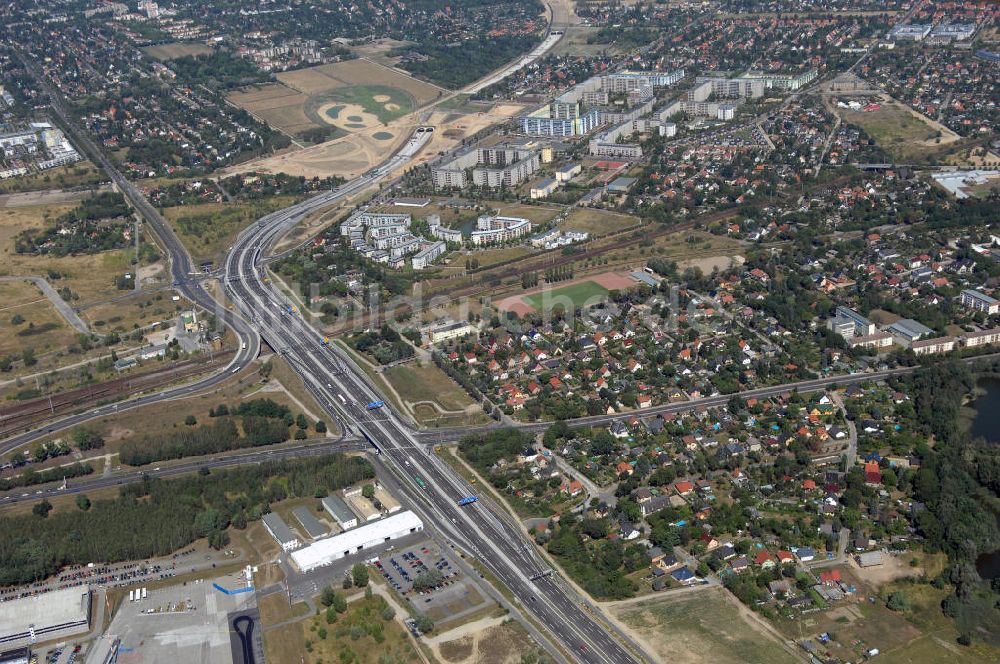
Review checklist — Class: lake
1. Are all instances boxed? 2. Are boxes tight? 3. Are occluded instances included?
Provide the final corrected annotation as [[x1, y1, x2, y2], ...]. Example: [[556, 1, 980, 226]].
[[968, 377, 1000, 444], [978, 549, 1000, 580], [970, 377, 1000, 578]]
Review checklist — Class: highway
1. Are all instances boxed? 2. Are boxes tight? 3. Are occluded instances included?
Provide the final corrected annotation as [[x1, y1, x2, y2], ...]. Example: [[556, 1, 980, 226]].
[[8, 49, 263, 450], [11, 35, 999, 664], [217, 132, 649, 663]]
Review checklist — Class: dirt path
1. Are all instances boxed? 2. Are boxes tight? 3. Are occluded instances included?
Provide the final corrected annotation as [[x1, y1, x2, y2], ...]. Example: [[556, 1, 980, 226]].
[[424, 614, 508, 646], [0, 275, 102, 337], [0, 185, 109, 208]]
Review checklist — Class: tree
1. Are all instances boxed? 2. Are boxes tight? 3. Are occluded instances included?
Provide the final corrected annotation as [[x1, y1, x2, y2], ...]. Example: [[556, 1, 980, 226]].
[[414, 614, 434, 634], [412, 569, 444, 592], [886, 591, 909, 612], [315, 420, 327, 434], [325, 606, 337, 624], [296, 413, 309, 430], [76, 495, 91, 511], [362, 484, 376, 500], [33, 500, 52, 518], [352, 563, 369, 588], [72, 426, 104, 451], [343, 573, 353, 589], [320, 585, 336, 607], [184, 415, 197, 426], [332, 591, 347, 614]]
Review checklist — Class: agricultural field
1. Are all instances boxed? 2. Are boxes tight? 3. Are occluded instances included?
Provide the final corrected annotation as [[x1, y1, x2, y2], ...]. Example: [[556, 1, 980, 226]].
[[141, 42, 213, 60], [613, 587, 798, 664]]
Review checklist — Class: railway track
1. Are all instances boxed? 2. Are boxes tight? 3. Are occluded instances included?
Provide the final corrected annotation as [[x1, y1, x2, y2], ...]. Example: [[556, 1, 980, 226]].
[[0, 352, 235, 434]]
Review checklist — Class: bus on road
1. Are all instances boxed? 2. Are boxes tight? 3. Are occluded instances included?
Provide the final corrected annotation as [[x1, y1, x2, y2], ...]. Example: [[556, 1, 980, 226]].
[[414, 475, 427, 490], [458, 496, 477, 506], [366, 400, 385, 410]]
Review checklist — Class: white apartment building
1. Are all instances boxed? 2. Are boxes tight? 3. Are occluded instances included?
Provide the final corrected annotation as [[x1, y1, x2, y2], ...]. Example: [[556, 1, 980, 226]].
[[959, 289, 999, 315], [470, 215, 531, 246]]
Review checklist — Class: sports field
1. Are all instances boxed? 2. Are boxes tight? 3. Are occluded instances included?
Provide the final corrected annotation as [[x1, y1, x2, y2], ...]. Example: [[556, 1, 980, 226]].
[[142, 42, 212, 60], [523, 280, 610, 311], [228, 59, 441, 142]]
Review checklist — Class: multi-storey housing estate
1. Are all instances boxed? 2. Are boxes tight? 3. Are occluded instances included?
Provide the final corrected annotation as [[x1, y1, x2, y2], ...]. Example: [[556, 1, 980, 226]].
[[470, 215, 531, 246], [960, 289, 999, 315], [431, 146, 541, 189]]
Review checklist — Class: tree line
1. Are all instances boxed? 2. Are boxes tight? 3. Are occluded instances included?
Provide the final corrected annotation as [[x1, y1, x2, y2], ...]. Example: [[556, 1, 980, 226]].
[[0, 454, 374, 586], [119, 398, 316, 466]]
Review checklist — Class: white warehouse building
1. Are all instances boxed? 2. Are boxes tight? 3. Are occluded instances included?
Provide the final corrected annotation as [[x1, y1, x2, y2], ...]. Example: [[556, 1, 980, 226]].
[[290, 510, 424, 572]]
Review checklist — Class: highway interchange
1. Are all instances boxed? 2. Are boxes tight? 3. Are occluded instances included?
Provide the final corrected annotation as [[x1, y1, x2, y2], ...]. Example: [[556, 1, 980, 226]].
[[10, 40, 1000, 664]]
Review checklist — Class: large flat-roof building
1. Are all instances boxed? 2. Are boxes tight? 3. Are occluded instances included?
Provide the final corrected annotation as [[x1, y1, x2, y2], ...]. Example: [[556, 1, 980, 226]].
[[888, 23, 933, 41], [961, 327, 1000, 348], [0, 587, 91, 650], [411, 241, 446, 270], [428, 320, 478, 344], [521, 69, 684, 137], [290, 511, 424, 572], [848, 331, 894, 350], [470, 215, 531, 246], [0, 648, 30, 664], [911, 336, 956, 356], [832, 306, 876, 337]]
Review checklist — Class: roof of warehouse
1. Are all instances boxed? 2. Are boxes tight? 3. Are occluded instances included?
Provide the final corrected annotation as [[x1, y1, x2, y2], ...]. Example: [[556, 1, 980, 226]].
[[263, 512, 299, 545], [291, 511, 423, 571], [0, 587, 89, 638], [321, 494, 357, 524]]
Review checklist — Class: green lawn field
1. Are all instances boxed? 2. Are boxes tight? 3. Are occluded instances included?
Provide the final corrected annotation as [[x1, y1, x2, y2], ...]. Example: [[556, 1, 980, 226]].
[[524, 280, 610, 311]]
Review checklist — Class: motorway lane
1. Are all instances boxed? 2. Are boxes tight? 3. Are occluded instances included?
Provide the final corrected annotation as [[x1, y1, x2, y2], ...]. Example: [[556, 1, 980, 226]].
[[226, 223, 647, 662]]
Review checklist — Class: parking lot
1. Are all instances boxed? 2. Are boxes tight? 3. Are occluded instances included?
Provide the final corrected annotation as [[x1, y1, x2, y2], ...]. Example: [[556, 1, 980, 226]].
[[373, 540, 490, 623], [375, 541, 457, 596]]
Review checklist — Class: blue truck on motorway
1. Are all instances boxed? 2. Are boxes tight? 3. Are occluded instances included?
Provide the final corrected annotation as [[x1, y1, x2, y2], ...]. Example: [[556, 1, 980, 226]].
[[458, 496, 477, 506], [366, 400, 385, 410]]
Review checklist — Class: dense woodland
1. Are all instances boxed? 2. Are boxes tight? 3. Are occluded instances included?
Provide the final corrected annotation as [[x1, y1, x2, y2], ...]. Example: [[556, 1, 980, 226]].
[[889, 360, 1000, 640], [0, 454, 374, 586]]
